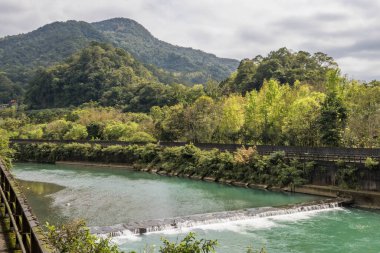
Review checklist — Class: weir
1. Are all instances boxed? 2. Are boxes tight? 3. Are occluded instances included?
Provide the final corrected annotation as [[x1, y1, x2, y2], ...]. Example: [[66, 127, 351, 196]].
[[90, 198, 350, 237]]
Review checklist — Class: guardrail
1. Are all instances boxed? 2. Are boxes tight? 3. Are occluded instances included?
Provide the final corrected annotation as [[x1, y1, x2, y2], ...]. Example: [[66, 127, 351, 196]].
[[10, 139, 380, 163], [0, 160, 52, 253]]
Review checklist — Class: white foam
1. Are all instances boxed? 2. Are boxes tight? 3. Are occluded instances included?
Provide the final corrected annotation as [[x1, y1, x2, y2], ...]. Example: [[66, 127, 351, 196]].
[[109, 206, 344, 243], [101, 230, 142, 244]]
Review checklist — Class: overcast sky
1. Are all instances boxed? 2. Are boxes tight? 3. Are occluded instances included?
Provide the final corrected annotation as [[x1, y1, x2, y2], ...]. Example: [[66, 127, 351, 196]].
[[0, 0, 379, 81]]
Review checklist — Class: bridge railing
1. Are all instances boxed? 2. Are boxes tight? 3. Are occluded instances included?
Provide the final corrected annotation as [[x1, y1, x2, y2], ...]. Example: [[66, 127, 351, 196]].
[[10, 139, 380, 163], [0, 160, 52, 253]]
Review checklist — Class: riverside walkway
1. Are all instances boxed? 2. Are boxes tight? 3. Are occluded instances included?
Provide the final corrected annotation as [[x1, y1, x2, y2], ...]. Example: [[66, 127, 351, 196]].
[[0, 229, 9, 253], [0, 160, 51, 253]]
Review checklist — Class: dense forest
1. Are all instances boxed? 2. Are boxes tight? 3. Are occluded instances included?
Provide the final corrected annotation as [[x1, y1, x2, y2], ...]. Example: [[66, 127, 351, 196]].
[[0, 18, 238, 86], [0, 42, 379, 148], [0, 17, 379, 149]]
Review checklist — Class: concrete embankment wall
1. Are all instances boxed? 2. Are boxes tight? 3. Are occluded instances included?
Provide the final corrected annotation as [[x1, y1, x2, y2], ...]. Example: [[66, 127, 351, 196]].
[[309, 161, 380, 191]]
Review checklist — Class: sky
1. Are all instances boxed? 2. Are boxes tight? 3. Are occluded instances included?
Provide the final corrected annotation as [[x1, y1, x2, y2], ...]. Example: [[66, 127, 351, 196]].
[[0, 0, 379, 81]]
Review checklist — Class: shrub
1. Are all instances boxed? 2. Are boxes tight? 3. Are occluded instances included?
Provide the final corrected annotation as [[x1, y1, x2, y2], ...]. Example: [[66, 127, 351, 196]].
[[44, 120, 70, 140], [0, 129, 13, 168], [46, 220, 121, 253], [364, 157, 379, 170], [64, 124, 88, 140], [159, 232, 218, 253]]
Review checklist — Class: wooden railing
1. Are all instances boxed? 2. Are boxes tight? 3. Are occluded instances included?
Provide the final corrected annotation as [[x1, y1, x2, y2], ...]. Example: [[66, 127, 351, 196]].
[[0, 160, 52, 253]]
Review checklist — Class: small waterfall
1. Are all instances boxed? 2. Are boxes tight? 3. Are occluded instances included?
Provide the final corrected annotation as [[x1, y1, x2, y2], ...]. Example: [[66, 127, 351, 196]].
[[91, 199, 346, 237]]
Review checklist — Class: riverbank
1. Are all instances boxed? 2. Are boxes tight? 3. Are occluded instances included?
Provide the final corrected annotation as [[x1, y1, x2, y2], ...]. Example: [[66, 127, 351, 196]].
[[14, 142, 380, 209]]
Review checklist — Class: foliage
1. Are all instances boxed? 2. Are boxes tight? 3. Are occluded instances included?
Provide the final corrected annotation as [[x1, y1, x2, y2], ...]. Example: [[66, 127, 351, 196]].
[[364, 157, 379, 170], [217, 95, 245, 142], [335, 161, 359, 189], [234, 146, 258, 165], [159, 232, 217, 253], [0, 18, 238, 86], [93, 18, 238, 84], [45, 220, 121, 253], [63, 124, 88, 140], [220, 47, 337, 94], [14, 143, 312, 188], [0, 72, 23, 103], [0, 129, 13, 168], [317, 78, 347, 146], [25, 42, 156, 109], [185, 96, 218, 142]]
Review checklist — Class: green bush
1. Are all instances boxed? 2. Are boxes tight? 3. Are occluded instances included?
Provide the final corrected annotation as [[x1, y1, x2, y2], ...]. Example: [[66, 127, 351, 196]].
[[159, 232, 217, 253], [364, 157, 379, 170], [46, 220, 121, 253], [63, 124, 88, 140], [0, 129, 13, 168]]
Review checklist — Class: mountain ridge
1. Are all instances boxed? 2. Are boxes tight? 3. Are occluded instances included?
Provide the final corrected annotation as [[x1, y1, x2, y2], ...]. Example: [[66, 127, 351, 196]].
[[0, 17, 239, 85]]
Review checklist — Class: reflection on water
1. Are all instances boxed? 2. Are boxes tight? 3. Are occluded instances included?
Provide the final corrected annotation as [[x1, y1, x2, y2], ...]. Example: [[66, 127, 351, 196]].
[[17, 179, 68, 225], [18, 179, 65, 195]]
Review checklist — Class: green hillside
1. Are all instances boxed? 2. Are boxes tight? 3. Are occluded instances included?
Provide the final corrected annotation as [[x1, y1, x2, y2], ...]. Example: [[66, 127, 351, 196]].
[[0, 21, 107, 84], [26, 42, 157, 109], [92, 18, 239, 83], [0, 18, 239, 87]]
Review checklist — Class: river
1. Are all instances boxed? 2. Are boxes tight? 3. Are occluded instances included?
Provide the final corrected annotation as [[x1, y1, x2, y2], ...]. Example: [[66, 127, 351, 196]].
[[12, 163, 380, 253]]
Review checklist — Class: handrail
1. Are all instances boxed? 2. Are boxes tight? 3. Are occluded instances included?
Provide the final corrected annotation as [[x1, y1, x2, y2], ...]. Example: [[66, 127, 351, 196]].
[[0, 160, 52, 253], [10, 139, 380, 163]]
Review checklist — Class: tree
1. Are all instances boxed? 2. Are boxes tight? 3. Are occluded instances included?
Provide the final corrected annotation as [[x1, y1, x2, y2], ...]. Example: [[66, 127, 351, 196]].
[[282, 84, 325, 146], [244, 80, 288, 144], [217, 95, 246, 142], [64, 124, 88, 140], [342, 82, 380, 147], [151, 104, 187, 141], [44, 119, 70, 140], [185, 96, 218, 143], [220, 48, 338, 94], [317, 91, 347, 147], [0, 72, 23, 104]]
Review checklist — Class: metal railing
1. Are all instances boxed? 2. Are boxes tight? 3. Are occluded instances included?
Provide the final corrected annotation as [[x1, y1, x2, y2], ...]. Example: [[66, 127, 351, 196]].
[[10, 139, 380, 163], [0, 160, 52, 253]]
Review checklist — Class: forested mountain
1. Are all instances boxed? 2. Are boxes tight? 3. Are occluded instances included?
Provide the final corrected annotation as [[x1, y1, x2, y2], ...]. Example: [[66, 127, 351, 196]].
[[92, 18, 239, 83], [0, 21, 107, 84], [26, 43, 157, 109], [25, 43, 210, 111], [0, 18, 239, 86]]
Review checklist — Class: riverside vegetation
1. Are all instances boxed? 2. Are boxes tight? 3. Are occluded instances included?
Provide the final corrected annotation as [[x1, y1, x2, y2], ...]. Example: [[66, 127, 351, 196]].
[[11, 142, 339, 189], [0, 44, 379, 148]]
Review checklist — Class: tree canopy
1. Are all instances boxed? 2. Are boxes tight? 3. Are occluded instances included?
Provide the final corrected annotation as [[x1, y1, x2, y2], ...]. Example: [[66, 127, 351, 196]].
[[220, 47, 338, 94]]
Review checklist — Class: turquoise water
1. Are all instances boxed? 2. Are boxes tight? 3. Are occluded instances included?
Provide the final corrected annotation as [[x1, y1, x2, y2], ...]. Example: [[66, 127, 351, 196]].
[[117, 208, 380, 253], [12, 163, 380, 252]]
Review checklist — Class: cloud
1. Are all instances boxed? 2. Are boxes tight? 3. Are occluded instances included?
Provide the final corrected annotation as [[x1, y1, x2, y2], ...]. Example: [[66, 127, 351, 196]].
[[0, 0, 379, 80]]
